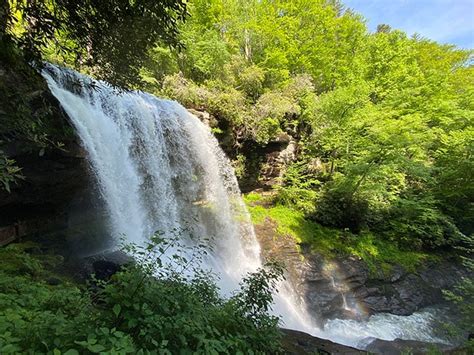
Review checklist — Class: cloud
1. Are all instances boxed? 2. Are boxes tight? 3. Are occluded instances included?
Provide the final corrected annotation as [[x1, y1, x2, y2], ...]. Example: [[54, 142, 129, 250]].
[[344, 0, 474, 48]]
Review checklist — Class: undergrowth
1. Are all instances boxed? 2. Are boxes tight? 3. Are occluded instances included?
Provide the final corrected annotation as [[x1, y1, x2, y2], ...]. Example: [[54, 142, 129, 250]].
[[244, 192, 432, 273], [0, 236, 284, 354]]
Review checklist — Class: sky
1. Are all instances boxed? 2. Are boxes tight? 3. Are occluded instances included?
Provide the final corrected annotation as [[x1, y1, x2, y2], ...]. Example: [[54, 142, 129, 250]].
[[343, 0, 474, 49]]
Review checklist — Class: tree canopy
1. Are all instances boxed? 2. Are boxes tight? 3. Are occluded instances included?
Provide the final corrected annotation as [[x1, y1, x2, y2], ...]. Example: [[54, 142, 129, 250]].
[[2, 0, 473, 255], [1, 0, 188, 87], [144, 0, 473, 251]]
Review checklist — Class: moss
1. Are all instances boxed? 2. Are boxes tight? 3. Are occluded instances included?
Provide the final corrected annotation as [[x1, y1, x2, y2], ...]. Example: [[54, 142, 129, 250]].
[[243, 191, 263, 203], [245, 192, 433, 273], [0, 243, 43, 276], [345, 232, 433, 273], [0, 242, 74, 284]]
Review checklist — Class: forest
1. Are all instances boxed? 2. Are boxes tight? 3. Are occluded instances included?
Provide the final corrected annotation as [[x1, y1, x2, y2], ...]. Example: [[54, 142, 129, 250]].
[[0, 0, 473, 353]]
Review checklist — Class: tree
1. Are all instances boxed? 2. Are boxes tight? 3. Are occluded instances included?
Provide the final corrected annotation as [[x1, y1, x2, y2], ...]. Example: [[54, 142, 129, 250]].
[[2, 0, 188, 87]]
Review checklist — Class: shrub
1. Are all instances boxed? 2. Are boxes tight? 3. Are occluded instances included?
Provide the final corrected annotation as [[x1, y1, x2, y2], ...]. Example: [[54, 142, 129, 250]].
[[313, 183, 370, 233], [237, 65, 265, 100], [274, 161, 321, 215], [377, 196, 463, 250], [0, 235, 284, 354]]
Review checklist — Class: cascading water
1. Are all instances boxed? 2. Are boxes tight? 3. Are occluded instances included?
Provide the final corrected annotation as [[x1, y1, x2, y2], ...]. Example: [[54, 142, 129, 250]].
[[42, 64, 261, 291], [42, 64, 450, 350], [41, 64, 312, 328]]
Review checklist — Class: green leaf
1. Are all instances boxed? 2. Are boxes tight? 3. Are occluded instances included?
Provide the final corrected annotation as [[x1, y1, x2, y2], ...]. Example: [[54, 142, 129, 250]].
[[113, 304, 121, 317], [88, 344, 106, 353]]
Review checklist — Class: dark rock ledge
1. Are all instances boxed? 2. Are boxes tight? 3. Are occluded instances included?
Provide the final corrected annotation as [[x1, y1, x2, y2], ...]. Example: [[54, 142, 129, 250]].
[[281, 329, 466, 354], [281, 328, 362, 354]]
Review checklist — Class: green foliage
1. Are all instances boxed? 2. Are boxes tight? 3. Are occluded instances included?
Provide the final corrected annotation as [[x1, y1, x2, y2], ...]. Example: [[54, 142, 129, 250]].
[[273, 161, 320, 215], [380, 197, 462, 249], [245, 193, 430, 273], [150, 0, 474, 252], [443, 234, 474, 350], [0, 236, 284, 354], [3, 0, 188, 88], [237, 65, 265, 100], [313, 182, 370, 233], [180, 30, 231, 82], [0, 150, 23, 192]]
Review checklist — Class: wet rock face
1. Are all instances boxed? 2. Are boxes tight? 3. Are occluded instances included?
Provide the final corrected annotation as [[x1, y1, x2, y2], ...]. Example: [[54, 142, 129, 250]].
[[281, 329, 460, 354], [0, 142, 88, 217], [365, 338, 456, 355], [0, 132, 101, 249], [254, 218, 469, 321], [300, 252, 470, 319], [0, 62, 104, 251]]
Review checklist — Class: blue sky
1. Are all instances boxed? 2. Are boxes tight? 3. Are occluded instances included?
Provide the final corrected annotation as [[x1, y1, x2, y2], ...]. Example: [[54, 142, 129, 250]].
[[343, 0, 474, 49]]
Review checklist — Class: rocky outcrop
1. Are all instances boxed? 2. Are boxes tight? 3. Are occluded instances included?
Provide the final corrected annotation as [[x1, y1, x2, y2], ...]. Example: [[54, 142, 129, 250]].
[[365, 338, 459, 355], [69, 249, 132, 281], [254, 216, 469, 322], [281, 328, 362, 354], [258, 133, 298, 188], [188, 108, 218, 128], [280, 329, 463, 354], [301, 252, 470, 319], [0, 140, 110, 254], [0, 59, 105, 253], [227, 135, 299, 192], [188, 109, 299, 192]]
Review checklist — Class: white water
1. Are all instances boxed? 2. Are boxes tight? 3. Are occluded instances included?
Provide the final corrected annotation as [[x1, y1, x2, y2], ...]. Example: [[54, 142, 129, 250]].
[[42, 64, 448, 349], [326, 307, 451, 348]]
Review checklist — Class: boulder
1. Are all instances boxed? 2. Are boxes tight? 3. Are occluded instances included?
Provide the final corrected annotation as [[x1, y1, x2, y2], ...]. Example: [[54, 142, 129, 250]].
[[72, 250, 132, 281], [366, 338, 456, 354], [281, 328, 362, 354]]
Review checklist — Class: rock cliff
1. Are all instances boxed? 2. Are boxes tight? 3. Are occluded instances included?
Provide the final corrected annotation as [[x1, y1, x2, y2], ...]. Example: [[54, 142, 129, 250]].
[[0, 59, 106, 253]]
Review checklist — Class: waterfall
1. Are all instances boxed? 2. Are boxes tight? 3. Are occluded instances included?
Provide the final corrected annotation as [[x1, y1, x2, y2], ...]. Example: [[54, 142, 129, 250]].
[[42, 64, 450, 350], [42, 63, 313, 327], [42, 64, 261, 289]]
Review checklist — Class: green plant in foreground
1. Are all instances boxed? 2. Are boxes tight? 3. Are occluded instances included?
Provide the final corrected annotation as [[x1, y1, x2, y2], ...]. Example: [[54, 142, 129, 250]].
[[0, 150, 24, 192], [0, 234, 284, 354]]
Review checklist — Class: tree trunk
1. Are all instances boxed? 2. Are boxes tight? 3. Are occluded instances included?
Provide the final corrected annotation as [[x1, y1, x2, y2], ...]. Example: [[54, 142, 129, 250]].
[[244, 28, 252, 61]]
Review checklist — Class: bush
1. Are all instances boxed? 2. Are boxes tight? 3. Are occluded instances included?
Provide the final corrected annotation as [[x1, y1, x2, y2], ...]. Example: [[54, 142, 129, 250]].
[[237, 65, 265, 100], [274, 161, 321, 215], [313, 184, 370, 233], [381, 197, 462, 249], [0, 236, 284, 354]]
